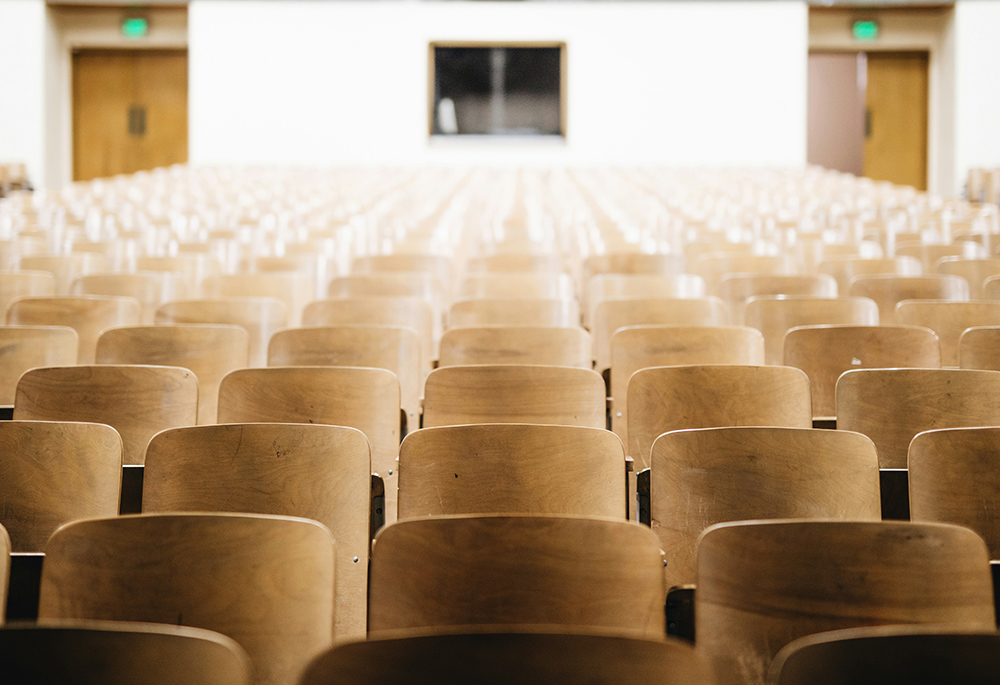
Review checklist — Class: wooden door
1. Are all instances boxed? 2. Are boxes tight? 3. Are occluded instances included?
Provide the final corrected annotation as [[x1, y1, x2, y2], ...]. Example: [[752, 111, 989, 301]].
[[73, 50, 188, 182], [863, 52, 928, 191]]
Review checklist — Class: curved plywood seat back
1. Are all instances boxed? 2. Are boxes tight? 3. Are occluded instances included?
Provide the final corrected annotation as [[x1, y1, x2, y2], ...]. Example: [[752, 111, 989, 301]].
[[6, 295, 140, 363], [897, 241, 985, 270], [449, 298, 580, 329], [693, 253, 797, 296], [581, 252, 684, 285], [718, 274, 837, 325], [458, 273, 575, 300], [465, 253, 565, 273], [896, 300, 1000, 366], [438, 326, 591, 369], [937, 257, 1000, 299], [959, 325, 1000, 370], [0, 270, 56, 314], [18, 254, 107, 294], [848, 275, 969, 324], [327, 274, 446, 339], [135, 255, 222, 297], [0, 326, 78, 404], [585, 273, 705, 329], [202, 273, 314, 327], [818, 256, 922, 294], [744, 296, 879, 364], [352, 254, 453, 291], [70, 272, 186, 324]]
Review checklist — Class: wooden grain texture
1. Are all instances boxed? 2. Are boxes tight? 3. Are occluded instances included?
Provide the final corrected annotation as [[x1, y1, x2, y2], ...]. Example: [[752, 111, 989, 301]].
[[6, 295, 140, 363], [466, 253, 564, 273], [581, 253, 684, 283], [135, 255, 222, 297], [458, 273, 574, 301], [300, 628, 713, 685], [592, 297, 730, 371], [959, 325, 1000, 370], [836, 368, 1000, 469], [155, 298, 288, 367], [718, 274, 837, 325], [818, 256, 923, 294], [897, 242, 985, 271], [438, 326, 591, 368], [449, 298, 580, 329], [368, 515, 667, 637], [848, 275, 969, 324], [144, 423, 371, 640], [937, 258, 1000, 299], [0, 621, 252, 685], [38, 513, 335, 685], [771, 626, 1000, 685], [627, 365, 812, 469], [896, 300, 1000, 366], [697, 520, 994, 685], [203, 273, 314, 327], [864, 52, 928, 190], [18, 254, 107, 295], [71, 272, 186, 324], [0, 270, 55, 314], [0, 522, 10, 621], [980, 275, 1000, 302], [352, 254, 453, 290], [745, 296, 880, 365], [14, 365, 198, 466], [422, 365, 606, 429], [0, 326, 78, 404], [327, 274, 446, 339], [784, 325, 940, 419], [96, 324, 248, 425], [693, 254, 797, 296], [585, 274, 705, 329], [398, 424, 625, 519], [610, 325, 764, 446], [651, 427, 880, 588]]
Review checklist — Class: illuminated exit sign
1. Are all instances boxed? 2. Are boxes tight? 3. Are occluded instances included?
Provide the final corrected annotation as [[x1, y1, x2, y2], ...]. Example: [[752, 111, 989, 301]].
[[852, 20, 879, 42], [121, 17, 149, 39]]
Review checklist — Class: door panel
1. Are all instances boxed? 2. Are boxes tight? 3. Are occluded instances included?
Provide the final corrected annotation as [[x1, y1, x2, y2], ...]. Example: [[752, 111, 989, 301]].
[[863, 52, 928, 190]]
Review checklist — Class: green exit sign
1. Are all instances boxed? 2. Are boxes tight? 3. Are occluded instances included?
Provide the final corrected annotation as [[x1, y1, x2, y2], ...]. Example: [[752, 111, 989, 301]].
[[121, 17, 148, 39], [853, 20, 879, 42]]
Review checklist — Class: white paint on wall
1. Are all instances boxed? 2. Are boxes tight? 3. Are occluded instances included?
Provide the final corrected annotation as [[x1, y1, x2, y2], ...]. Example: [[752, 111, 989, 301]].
[[0, 0, 47, 188], [954, 0, 1000, 198]]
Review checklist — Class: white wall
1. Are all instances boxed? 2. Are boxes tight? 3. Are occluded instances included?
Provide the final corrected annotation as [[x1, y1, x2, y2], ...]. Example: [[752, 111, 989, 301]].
[[0, 0, 47, 188], [954, 0, 1000, 197], [189, 0, 809, 167]]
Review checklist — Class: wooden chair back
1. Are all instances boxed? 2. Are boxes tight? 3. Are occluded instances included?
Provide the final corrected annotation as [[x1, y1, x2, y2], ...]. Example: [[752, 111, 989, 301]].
[[585, 273, 705, 329], [144, 423, 371, 640], [327, 273, 446, 336], [581, 252, 684, 284], [449, 298, 580, 329], [202, 273, 314, 327], [0, 270, 55, 314], [896, 300, 1000, 366], [352, 254, 453, 289], [693, 254, 797, 296], [818, 256, 923, 294], [38, 513, 335, 685], [18, 254, 107, 294], [438, 326, 591, 368], [718, 274, 837, 325], [0, 238, 46, 269], [134, 255, 222, 297], [458, 273, 575, 300], [937, 257, 1000, 299], [896, 241, 986, 270], [14, 365, 198, 465], [0, 326, 78, 404], [466, 252, 564, 272], [6, 295, 141, 363], [980, 274, 1000, 301], [368, 515, 667, 638], [848, 275, 969, 323], [959, 325, 1000, 370], [836, 368, 1000, 468], [70, 273, 186, 324]]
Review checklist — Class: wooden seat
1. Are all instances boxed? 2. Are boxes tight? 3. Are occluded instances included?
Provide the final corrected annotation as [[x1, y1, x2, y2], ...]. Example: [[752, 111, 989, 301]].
[[610, 325, 765, 444], [693, 253, 797, 296], [6, 295, 141, 364], [38, 513, 335, 685], [936, 257, 1000, 299], [718, 274, 837, 325], [0, 621, 252, 685], [398, 424, 625, 519], [896, 300, 1000, 366], [448, 298, 580, 329], [584, 273, 705, 329], [268, 325, 421, 422], [18, 254, 107, 294], [202, 273, 314, 327], [368, 515, 666, 638], [0, 238, 46, 270], [352, 254, 453, 291], [70, 273, 186, 324], [697, 520, 995, 685], [134, 255, 222, 297], [466, 253, 564, 272], [96, 325, 249, 424], [144, 423, 371, 640], [438, 326, 591, 368], [155, 298, 288, 367], [422, 365, 606, 429], [327, 273, 446, 335], [848, 275, 969, 323], [14, 365, 198, 465], [458, 273, 575, 300], [300, 628, 712, 685], [818, 256, 923, 294], [980, 274, 1000, 301], [0, 326, 78, 404], [784, 325, 941, 419], [627, 364, 812, 470], [0, 270, 55, 314], [0, 420, 121, 552], [744, 296, 880, 364], [836, 368, 1000, 468], [959, 325, 1000, 369], [581, 252, 684, 284], [896, 241, 986, 270], [651, 427, 880, 587]]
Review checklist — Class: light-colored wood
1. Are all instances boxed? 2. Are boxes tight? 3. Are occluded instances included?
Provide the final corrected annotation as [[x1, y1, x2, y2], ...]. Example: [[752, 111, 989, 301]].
[[0, 271, 55, 314], [71, 273, 185, 324], [785, 325, 940, 419], [610, 325, 765, 446], [585, 274, 706, 329], [0, 420, 121, 552], [144, 423, 371, 641], [745, 296, 880, 365], [458, 273, 575, 300], [0, 522, 7, 621], [836, 368, 1000, 469], [466, 253, 564, 272], [896, 242, 985, 270], [438, 326, 591, 369], [353, 254, 453, 285], [327, 273, 446, 338], [202, 273, 314, 327], [449, 298, 580, 329], [960, 325, 1000, 370], [39, 513, 335, 685], [693, 254, 797, 296], [155, 298, 288, 367], [14, 365, 198, 466], [581, 253, 684, 284], [937, 258, 1000, 299], [684, 241, 754, 265], [0, 621, 253, 685], [135, 255, 222, 297], [896, 300, 1000, 366], [0, 326, 78, 404], [368, 515, 667, 637], [718, 274, 837, 325], [848, 275, 969, 324], [697, 520, 994, 685], [980, 275, 1000, 302], [18, 254, 107, 295], [268, 325, 421, 422], [627, 364, 811, 469], [771, 626, 1000, 685], [422, 365, 606, 429], [818, 256, 923, 294], [300, 628, 713, 685], [0, 239, 47, 270], [592, 297, 730, 371], [864, 52, 929, 190], [96, 324, 249, 424], [398, 424, 625, 519], [651, 427, 880, 588], [6, 295, 140, 364]]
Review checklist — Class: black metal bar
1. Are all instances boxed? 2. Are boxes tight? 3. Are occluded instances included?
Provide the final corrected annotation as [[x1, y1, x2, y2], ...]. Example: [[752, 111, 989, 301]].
[[637, 468, 651, 526], [666, 585, 695, 643], [119, 465, 144, 515], [812, 418, 836, 430], [370, 474, 386, 541], [0, 406, 14, 420], [991, 562, 1000, 628], [880, 469, 910, 521], [6, 553, 43, 622]]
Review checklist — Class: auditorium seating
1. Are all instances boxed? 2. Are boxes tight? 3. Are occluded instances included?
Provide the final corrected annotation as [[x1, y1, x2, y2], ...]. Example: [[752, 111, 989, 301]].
[[438, 325, 591, 368], [0, 326, 77, 403]]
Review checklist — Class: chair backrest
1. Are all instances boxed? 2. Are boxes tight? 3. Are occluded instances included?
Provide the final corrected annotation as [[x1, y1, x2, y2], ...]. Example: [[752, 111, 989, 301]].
[[585, 273, 705, 329], [818, 256, 923, 294], [581, 252, 684, 284], [202, 273, 314, 327], [96, 324, 248, 425], [718, 274, 837, 325], [14, 365, 198, 465], [422, 365, 606, 429], [144, 423, 371, 640], [848, 275, 969, 323], [398, 424, 625, 519], [458, 273, 575, 300], [960, 325, 1000, 370], [784, 325, 941, 419], [937, 257, 1000, 299], [466, 253, 564, 273], [0, 621, 253, 685], [438, 326, 591, 369], [897, 241, 986, 270], [38, 513, 335, 685], [0, 270, 55, 314], [449, 298, 580, 329], [70, 272, 186, 324], [300, 629, 713, 685], [836, 368, 1000, 468], [134, 255, 222, 297], [155, 297, 288, 367], [368, 515, 667, 638], [6, 295, 141, 363], [694, 254, 797, 296], [651, 427, 880, 587], [327, 273, 445, 335], [352, 254, 453, 288], [0, 326, 78, 404], [697, 520, 995, 685], [18, 253, 107, 294], [627, 364, 812, 469], [895, 300, 1000, 366]]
